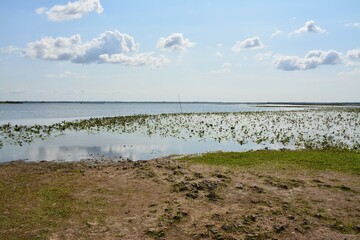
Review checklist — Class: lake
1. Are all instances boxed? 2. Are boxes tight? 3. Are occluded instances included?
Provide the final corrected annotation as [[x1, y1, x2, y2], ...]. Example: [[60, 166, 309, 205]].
[[1, 102, 358, 162], [0, 102, 303, 125]]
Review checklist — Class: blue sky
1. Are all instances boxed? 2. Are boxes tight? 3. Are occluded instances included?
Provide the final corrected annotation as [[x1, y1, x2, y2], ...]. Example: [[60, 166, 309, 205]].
[[0, 0, 359, 102]]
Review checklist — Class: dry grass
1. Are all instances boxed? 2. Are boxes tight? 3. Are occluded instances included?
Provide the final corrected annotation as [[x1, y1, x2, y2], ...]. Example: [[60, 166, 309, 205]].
[[0, 151, 359, 239]]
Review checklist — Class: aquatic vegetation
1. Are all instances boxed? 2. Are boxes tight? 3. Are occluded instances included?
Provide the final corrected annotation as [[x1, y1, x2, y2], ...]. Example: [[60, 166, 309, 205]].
[[0, 107, 359, 150]]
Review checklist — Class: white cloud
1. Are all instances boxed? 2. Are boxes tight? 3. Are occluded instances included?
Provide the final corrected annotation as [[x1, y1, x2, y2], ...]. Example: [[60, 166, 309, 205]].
[[231, 37, 264, 52], [1, 45, 21, 54], [211, 62, 232, 74], [345, 22, 360, 28], [254, 51, 273, 61], [99, 53, 169, 68], [23, 34, 83, 61], [156, 33, 195, 52], [271, 29, 284, 38], [346, 49, 360, 60], [36, 0, 103, 22], [273, 50, 342, 71], [291, 20, 326, 35], [21, 30, 167, 68]]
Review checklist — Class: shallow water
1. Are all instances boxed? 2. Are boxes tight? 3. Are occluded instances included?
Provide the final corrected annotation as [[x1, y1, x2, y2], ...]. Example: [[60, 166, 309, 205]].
[[0, 131, 278, 162], [1, 104, 358, 162]]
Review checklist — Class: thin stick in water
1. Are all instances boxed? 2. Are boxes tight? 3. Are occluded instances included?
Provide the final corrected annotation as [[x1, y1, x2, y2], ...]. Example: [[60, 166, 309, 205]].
[[177, 94, 183, 113]]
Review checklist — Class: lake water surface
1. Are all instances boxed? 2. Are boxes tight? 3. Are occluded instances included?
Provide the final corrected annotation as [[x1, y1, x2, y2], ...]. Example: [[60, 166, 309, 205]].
[[2, 102, 356, 162], [0, 102, 301, 125]]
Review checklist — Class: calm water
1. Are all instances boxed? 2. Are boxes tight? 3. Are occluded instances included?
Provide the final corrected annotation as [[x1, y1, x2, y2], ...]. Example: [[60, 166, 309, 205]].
[[0, 102, 301, 125], [0, 102, 303, 162], [1, 131, 281, 162]]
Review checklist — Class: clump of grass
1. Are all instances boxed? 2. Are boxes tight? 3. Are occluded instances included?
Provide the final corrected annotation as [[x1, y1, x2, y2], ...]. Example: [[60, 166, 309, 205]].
[[146, 228, 166, 239], [181, 149, 360, 175]]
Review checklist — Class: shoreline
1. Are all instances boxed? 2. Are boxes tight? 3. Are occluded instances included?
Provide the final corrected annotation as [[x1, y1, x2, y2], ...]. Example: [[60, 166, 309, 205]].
[[1, 150, 359, 239], [1, 147, 358, 166]]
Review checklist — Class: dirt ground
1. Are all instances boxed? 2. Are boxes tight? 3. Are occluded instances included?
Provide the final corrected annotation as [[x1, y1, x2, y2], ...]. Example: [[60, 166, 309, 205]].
[[0, 157, 359, 240]]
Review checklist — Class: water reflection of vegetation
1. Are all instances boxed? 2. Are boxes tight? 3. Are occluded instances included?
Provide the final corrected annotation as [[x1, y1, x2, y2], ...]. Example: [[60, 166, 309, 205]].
[[0, 108, 359, 150]]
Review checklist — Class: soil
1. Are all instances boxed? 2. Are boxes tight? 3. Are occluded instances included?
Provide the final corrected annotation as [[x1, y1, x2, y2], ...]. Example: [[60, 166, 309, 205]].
[[0, 157, 359, 240]]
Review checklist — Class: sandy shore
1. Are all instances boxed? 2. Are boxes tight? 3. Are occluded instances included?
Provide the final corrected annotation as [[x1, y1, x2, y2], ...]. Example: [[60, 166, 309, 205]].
[[0, 156, 359, 239]]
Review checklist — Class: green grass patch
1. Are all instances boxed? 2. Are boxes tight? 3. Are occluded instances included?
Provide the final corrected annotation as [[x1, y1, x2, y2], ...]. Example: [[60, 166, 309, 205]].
[[181, 149, 360, 175], [36, 187, 73, 219], [0, 164, 106, 240], [0, 183, 75, 239]]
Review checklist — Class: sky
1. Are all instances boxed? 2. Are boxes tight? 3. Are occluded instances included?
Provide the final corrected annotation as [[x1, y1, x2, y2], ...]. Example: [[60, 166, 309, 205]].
[[0, 0, 359, 102]]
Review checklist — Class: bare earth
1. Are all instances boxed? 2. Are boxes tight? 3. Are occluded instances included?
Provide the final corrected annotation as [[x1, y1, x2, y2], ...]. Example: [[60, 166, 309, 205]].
[[0, 157, 359, 240]]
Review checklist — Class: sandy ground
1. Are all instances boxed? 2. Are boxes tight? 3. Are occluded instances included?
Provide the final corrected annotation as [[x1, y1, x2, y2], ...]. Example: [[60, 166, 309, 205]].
[[0, 157, 359, 240]]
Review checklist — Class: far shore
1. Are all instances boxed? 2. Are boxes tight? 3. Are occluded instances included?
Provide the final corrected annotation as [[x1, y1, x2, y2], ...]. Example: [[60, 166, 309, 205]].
[[1, 100, 360, 106]]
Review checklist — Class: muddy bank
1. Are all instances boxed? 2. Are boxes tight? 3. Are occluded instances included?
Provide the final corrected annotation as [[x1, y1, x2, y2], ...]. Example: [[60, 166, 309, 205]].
[[0, 157, 359, 239]]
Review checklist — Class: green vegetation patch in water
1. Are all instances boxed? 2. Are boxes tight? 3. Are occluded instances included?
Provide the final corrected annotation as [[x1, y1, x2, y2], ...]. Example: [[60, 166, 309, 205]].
[[1, 108, 359, 151]]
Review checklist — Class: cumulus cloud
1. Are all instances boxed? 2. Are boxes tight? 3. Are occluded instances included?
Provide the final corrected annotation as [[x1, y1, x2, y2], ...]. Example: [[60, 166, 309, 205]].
[[231, 37, 264, 52], [22, 30, 167, 68], [99, 53, 169, 67], [23, 34, 83, 61], [156, 33, 195, 52], [273, 50, 342, 71], [36, 0, 103, 22], [291, 20, 326, 35], [346, 49, 360, 60]]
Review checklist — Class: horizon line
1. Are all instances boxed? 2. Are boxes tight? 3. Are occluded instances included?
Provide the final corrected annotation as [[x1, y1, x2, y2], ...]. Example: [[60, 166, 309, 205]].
[[1, 101, 360, 106]]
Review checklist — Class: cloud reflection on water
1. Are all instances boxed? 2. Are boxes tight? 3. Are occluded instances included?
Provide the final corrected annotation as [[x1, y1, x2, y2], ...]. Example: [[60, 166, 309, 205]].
[[0, 129, 282, 162], [0, 131, 246, 162]]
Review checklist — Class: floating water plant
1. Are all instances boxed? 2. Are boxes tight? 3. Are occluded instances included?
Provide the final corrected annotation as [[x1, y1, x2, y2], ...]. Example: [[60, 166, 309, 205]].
[[0, 107, 359, 150]]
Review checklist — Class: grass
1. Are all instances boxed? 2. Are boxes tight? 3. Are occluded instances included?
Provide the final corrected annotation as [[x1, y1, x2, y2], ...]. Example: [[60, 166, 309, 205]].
[[0, 163, 106, 240], [181, 149, 360, 175]]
